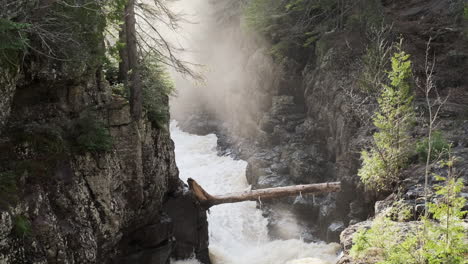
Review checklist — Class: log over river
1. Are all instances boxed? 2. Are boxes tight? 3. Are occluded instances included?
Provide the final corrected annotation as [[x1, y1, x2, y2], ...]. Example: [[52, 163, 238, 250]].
[[170, 122, 341, 264]]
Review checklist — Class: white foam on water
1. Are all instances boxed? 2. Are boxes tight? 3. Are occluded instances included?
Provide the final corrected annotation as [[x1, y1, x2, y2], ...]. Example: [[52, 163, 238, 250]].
[[170, 121, 340, 264]]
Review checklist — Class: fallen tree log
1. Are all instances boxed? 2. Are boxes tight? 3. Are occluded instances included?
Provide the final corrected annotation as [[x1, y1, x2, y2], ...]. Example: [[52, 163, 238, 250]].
[[187, 178, 341, 209]]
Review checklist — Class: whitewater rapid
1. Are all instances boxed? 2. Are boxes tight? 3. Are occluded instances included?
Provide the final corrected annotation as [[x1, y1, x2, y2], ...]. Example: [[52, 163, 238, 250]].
[[170, 122, 340, 264]]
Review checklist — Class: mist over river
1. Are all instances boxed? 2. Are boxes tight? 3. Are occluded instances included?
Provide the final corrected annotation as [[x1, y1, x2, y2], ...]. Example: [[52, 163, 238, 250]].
[[167, 0, 341, 262], [170, 122, 340, 264]]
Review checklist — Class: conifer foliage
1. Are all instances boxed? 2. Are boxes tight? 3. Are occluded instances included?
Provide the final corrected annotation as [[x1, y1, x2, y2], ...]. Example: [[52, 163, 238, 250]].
[[350, 174, 468, 264], [358, 43, 415, 191]]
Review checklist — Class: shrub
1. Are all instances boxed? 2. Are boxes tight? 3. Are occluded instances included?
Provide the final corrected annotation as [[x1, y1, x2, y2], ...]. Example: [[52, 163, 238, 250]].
[[72, 115, 113, 153], [350, 216, 406, 263], [244, 0, 283, 34], [243, 0, 340, 62], [140, 55, 174, 129], [464, 4, 468, 20], [4, 123, 70, 181], [423, 175, 467, 263], [43, 1, 106, 67], [110, 83, 127, 97], [103, 49, 174, 129], [0, 18, 29, 71], [416, 131, 450, 163], [13, 215, 31, 237], [358, 44, 415, 190], [358, 25, 394, 93], [350, 177, 468, 264], [17, 123, 67, 156]]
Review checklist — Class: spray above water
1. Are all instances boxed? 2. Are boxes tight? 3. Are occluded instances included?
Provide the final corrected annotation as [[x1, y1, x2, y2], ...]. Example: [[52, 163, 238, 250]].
[[168, 0, 277, 139], [167, 0, 340, 263], [170, 122, 340, 264]]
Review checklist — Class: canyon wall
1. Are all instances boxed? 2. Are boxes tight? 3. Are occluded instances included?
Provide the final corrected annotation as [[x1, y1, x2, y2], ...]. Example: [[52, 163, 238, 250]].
[[0, 2, 209, 263], [174, 0, 468, 243]]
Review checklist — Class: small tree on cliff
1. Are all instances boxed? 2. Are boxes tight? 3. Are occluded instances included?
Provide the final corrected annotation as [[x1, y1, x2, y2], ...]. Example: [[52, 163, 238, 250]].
[[109, 0, 199, 121], [358, 42, 415, 191]]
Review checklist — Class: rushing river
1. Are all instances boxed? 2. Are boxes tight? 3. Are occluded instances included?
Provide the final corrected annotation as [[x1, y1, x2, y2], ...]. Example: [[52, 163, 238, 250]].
[[170, 121, 340, 264]]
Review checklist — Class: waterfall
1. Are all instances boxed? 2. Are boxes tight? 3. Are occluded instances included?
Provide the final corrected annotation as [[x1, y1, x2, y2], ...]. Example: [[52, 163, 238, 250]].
[[170, 122, 340, 264]]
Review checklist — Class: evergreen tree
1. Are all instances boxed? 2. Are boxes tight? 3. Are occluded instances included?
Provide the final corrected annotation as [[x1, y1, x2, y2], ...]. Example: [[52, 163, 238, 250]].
[[358, 43, 415, 190]]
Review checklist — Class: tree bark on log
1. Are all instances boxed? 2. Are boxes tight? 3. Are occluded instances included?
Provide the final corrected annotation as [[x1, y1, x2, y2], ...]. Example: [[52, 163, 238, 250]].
[[187, 178, 341, 209]]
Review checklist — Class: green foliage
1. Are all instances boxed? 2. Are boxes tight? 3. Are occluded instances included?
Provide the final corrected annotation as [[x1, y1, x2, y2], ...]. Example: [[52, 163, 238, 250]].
[[17, 124, 67, 156], [416, 131, 450, 163], [464, 4, 468, 20], [104, 49, 174, 129], [388, 200, 413, 222], [243, 0, 339, 62], [0, 0, 114, 82], [103, 59, 121, 86], [351, 177, 468, 264], [303, 33, 320, 48], [345, 0, 384, 31], [0, 19, 30, 50], [0, 117, 112, 207], [72, 116, 113, 153], [0, 18, 30, 70], [244, 0, 284, 34], [359, 25, 393, 93], [2, 123, 69, 182], [11, 0, 106, 71], [111, 83, 127, 97], [103, 46, 124, 86], [350, 216, 407, 263], [140, 55, 175, 129], [269, 41, 290, 61], [422, 175, 468, 264], [244, 0, 386, 62], [2, 0, 108, 73], [358, 45, 415, 190], [13, 215, 31, 237], [57, 1, 106, 65], [106, 0, 127, 24]]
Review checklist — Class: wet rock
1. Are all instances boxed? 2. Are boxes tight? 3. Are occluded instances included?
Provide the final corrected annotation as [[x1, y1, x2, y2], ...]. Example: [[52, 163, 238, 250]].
[[270, 96, 297, 116], [177, 113, 219, 136], [327, 221, 345, 242], [270, 163, 289, 175], [317, 197, 337, 223], [119, 245, 172, 264], [287, 147, 329, 184], [129, 215, 172, 249], [256, 174, 293, 189], [164, 189, 210, 264], [404, 186, 425, 200], [347, 200, 367, 222], [246, 156, 271, 185], [374, 194, 397, 215], [259, 114, 277, 133]]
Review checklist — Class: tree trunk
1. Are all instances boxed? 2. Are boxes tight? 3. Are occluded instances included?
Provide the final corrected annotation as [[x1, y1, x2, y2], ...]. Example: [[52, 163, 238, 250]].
[[188, 178, 341, 209], [125, 0, 143, 121]]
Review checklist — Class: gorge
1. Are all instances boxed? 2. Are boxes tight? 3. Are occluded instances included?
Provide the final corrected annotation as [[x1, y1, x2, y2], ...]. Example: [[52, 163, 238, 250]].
[[0, 0, 467, 264], [171, 121, 340, 264]]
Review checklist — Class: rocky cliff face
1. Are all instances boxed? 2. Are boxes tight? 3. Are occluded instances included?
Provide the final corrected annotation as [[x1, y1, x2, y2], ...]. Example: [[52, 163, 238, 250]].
[[0, 3, 209, 264], [175, 0, 468, 244]]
